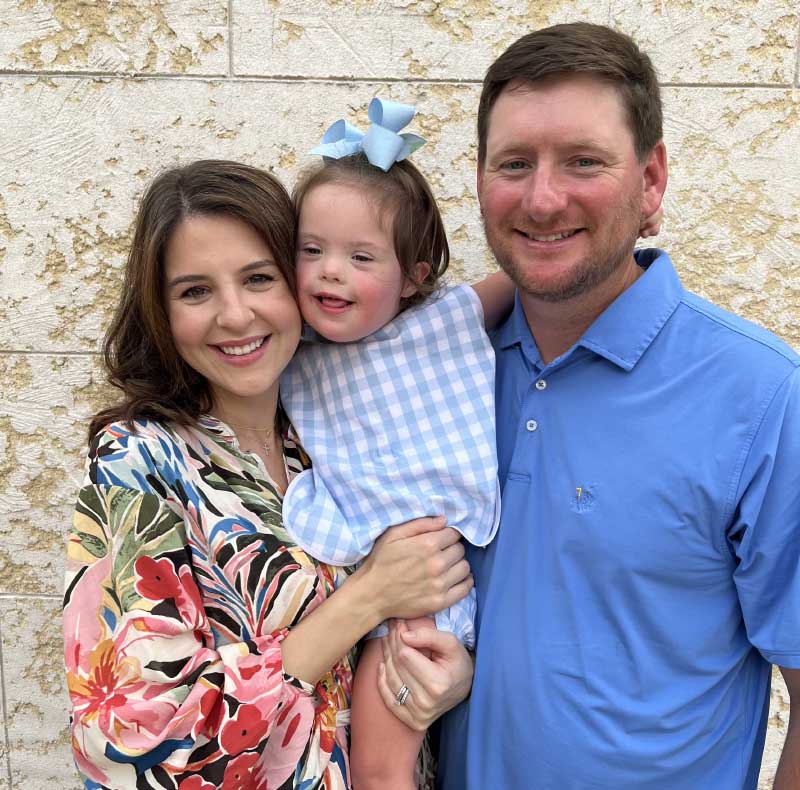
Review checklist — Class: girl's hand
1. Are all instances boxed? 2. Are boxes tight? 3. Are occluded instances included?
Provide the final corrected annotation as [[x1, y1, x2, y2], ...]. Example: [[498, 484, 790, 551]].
[[639, 206, 663, 238], [377, 619, 473, 731], [354, 517, 473, 624]]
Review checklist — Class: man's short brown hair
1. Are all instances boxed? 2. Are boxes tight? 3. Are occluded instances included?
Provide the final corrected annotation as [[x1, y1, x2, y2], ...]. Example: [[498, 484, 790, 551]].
[[478, 22, 662, 163]]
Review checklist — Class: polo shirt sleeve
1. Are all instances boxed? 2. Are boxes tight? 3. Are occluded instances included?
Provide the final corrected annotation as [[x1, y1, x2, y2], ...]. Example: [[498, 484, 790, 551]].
[[729, 365, 800, 668]]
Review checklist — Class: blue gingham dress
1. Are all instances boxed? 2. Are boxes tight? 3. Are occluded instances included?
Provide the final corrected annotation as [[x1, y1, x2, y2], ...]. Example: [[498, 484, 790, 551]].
[[281, 285, 500, 647]]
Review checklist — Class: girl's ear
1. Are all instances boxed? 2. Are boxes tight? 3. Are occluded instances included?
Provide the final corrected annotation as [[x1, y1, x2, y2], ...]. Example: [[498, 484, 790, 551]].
[[401, 261, 431, 298]]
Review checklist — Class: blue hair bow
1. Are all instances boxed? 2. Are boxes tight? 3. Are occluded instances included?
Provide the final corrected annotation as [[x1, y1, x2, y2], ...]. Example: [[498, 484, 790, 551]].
[[309, 98, 426, 172]]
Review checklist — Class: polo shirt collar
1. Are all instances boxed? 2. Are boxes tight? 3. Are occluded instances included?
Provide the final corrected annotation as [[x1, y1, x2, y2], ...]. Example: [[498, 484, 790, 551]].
[[495, 248, 684, 371]]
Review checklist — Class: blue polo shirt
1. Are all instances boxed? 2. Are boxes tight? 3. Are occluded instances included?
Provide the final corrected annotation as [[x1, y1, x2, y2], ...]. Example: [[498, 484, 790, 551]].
[[438, 249, 800, 790]]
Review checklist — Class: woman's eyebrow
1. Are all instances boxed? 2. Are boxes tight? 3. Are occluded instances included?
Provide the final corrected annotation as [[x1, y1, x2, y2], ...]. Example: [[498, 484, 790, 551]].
[[168, 259, 276, 287]]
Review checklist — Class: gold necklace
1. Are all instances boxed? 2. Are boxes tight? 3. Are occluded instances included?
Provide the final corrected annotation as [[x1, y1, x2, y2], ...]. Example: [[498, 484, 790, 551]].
[[218, 416, 277, 456]]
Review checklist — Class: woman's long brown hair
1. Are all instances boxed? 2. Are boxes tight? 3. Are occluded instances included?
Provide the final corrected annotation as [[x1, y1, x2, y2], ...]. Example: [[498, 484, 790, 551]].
[[88, 160, 296, 441]]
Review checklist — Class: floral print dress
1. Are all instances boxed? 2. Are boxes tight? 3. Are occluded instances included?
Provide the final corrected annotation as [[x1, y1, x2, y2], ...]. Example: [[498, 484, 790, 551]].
[[64, 417, 355, 790]]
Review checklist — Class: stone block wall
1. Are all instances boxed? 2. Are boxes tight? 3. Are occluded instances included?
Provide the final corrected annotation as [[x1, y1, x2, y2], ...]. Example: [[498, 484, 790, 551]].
[[0, 1, 797, 788]]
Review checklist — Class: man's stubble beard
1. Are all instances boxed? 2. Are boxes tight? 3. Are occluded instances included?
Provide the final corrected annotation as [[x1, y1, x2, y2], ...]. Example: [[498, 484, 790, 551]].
[[484, 194, 643, 304]]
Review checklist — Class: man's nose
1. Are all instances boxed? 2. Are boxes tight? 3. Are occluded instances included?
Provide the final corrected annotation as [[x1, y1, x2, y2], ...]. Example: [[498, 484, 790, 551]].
[[520, 166, 569, 219]]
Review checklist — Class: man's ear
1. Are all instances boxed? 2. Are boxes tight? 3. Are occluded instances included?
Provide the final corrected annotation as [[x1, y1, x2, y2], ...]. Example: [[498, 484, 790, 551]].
[[401, 261, 432, 298], [641, 141, 668, 220]]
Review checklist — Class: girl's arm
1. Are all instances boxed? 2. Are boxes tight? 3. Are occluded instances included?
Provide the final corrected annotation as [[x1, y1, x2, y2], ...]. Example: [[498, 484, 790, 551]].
[[471, 270, 516, 330]]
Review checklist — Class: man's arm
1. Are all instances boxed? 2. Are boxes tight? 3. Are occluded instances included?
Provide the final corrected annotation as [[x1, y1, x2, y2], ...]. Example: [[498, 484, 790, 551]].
[[774, 667, 800, 790]]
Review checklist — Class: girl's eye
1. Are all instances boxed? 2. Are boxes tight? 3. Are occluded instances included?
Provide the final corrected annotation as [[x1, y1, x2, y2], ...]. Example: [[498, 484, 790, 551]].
[[180, 285, 208, 300], [301, 245, 321, 255], [353, 254, 373, 263]]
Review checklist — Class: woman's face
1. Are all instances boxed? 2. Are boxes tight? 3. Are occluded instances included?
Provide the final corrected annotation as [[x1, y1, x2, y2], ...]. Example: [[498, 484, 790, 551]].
[[164, 213, 301, 415]]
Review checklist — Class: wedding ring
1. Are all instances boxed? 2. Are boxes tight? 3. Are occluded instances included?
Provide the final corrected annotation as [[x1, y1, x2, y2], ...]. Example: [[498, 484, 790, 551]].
[[394, 684, 410, 706]]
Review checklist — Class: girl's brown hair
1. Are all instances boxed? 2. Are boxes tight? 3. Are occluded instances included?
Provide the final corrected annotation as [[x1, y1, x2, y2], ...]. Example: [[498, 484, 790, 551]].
[[89, 159, 296, 440], [292, 154, 449, 309]]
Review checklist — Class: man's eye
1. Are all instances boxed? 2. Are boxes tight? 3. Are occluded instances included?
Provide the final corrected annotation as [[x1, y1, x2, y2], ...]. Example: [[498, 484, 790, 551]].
[[503, 160, 528, 171], [575, 158, 599, 168]]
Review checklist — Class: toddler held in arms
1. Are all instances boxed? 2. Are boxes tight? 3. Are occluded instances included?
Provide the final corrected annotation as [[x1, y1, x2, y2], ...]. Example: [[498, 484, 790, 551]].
[[281, 98, 504, 789]]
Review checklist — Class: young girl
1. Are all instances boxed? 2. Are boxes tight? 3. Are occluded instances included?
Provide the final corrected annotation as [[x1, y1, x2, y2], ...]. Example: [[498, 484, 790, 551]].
[[281, 98, 503, 790], [281, 98, 661, 789]]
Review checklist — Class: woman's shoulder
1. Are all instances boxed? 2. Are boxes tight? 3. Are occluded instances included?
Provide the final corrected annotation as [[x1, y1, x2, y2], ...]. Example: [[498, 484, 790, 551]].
[[90, 418, 182, 457], [86, 419, 191, 489]]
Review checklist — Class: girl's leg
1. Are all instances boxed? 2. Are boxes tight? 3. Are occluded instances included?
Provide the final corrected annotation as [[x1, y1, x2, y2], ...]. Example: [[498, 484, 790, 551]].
[[350, 616, 434, 790]]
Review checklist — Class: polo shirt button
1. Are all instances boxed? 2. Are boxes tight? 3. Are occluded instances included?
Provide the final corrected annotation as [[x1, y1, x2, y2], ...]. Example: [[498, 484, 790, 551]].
[[535, 379, 547, 390], [526, 419, 538, 432]]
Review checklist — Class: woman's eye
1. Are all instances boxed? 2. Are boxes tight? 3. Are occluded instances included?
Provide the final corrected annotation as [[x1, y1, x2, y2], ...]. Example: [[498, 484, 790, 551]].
[[180, 285, 208, 299], [247, 273, 275, 286]]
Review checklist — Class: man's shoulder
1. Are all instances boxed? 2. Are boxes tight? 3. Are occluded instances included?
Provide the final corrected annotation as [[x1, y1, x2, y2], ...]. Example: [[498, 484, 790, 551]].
[[676, 289, 799, 371]]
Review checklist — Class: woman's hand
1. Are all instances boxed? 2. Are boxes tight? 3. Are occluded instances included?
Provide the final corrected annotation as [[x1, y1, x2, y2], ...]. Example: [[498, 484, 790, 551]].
[[376, 619, 474, 731], [283, 517, 471, 685], [355, 516, 474, 623]]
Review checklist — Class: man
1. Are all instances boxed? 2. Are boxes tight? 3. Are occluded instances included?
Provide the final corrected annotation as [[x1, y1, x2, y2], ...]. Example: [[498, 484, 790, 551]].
[[437, 22, 800, 790]]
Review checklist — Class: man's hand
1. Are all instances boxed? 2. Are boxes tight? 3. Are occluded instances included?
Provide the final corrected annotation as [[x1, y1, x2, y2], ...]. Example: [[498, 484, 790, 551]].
[[774, 667, 800, 790]]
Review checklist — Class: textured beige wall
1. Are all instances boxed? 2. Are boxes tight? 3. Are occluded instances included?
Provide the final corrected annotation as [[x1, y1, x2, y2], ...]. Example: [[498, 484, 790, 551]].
[[0, 1, 798, 788]]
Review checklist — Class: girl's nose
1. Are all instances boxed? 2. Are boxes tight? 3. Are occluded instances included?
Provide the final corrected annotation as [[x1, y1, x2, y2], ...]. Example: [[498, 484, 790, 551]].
[[320, 255, 344, 281]]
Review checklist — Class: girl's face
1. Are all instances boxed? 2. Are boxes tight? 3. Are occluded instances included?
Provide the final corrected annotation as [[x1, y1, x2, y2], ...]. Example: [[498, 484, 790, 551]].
[[164, 213, 302, 415], [296, 182, 418, 343]]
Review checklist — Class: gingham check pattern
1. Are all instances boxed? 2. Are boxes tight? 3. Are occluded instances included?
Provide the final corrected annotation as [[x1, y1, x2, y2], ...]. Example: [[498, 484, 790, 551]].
[[282, 284, 500, 569], [369, 591, 478, 650]]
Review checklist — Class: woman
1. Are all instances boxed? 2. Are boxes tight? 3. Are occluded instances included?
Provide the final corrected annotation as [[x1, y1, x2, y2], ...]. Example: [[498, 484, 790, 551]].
[[64, 160, 473, 789]]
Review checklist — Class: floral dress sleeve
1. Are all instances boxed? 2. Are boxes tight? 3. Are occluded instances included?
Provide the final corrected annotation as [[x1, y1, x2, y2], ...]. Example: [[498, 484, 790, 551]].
[[64, 422, 352, 790]]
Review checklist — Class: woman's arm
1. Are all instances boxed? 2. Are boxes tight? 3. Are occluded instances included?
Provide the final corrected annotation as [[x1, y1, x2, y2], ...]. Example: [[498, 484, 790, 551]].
[[281, 517, 473, 684], [65, 482, 317, 788]]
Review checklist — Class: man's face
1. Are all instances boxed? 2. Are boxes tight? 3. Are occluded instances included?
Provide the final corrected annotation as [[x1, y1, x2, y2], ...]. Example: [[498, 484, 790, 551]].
[[478, 74, 663, 303]]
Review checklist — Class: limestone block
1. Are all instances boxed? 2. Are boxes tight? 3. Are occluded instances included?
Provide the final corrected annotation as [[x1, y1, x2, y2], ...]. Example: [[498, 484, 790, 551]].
[[0, 77, 490, 353], [611, 0, 799, 84], [0, 0, 228, 74], [0, 668, 7, 790], [0, 353, 103, 595], [660, 86, 800, 347], [0, 596, 75, 788], [232, 0, 603, 80], [233, 0, 799, 83], [760, 668, 791, 788]]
